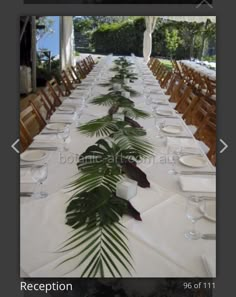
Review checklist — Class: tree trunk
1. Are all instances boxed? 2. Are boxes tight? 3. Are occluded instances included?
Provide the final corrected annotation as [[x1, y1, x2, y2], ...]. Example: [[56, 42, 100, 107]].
[[189, 35, 195, 59]]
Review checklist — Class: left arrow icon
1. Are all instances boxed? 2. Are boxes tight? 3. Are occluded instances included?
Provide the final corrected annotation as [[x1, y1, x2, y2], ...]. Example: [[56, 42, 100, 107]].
[[11, 139, 20, 154]]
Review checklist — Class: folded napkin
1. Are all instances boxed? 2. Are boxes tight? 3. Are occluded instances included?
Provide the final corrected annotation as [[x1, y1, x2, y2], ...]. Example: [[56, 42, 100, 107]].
[[157, 94, 170, 101], [179, 175, 216, 193], [122, 180, 176, 223], [55, 110, 74, 115], [167, 137, 197, 149], [50, 113, 75, 123], [20, 168, 34, 184], [33, 135, 60, 143], [201, 250, 216, 277], [62, 99, 84, 108]]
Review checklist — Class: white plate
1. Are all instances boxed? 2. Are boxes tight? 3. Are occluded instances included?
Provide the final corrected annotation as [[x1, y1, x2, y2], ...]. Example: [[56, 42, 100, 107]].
[[200, 200, 216, 222], [155, 109, 173, 116], [179, 155, 207, 168], [46, 123, 66, 131], [162, 125, 182, 134], [58, 106, 74, 112], [20, 150, 48, 162]]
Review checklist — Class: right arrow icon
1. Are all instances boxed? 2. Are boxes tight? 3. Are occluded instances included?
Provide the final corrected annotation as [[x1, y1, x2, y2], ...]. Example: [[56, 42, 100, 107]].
[[220, 139, 228, 154]]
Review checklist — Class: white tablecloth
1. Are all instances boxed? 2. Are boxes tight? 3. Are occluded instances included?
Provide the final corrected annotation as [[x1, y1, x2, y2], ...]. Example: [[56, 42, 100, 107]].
[[181, 60, 216, 81], [20, 56, 216, 277]]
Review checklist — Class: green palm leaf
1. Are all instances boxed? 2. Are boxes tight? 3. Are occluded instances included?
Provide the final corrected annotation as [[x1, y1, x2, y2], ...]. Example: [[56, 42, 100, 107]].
[[122, 106, 150, 119], [114, 133, 154, 159], [57, 187, 133, 277], [91, 92, 134, 107], [79, 115, 118, 137]]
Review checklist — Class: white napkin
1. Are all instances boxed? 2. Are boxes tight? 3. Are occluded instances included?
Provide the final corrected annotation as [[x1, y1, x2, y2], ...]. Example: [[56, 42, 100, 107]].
[[179, 175, 216, 193], [50, 113, 75, 123], [33, 135, 60, 143], [167, 137, 197, 149], [201, 249, 216, 277], [20, 168, 34, 184]]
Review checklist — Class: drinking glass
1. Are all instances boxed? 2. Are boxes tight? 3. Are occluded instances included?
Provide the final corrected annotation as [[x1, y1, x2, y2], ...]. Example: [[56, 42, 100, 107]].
[[167, 144, 181, 175], [155, 118, 166, 139], [75, 107, 83, 127], [185, 196, 206, 240], [31, 163, 48, 199], [57, 126, 70, 151]]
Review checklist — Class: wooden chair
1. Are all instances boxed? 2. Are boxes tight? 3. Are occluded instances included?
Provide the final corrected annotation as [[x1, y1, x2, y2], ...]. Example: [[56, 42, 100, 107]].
[[39, 88, 59, 112], [169, 78, 189, 103], [160, 70, 172, 89], [81, 59, 91, 75], [176, 89, 200, 117], [86, 56, 94, 70], [76, 62, 87, 79], [20, 103, 46, 139], [60, 70, 74, 96], [88, 55, 95, 66], [29, 92, 53, 122], [147, 57, 155, 68], [172, 60, 183, 78], [185, 97, 215, 127], [47, 78, 65, 103], [194, 111, 216, 166], [68, 66, 81, 84], [165, 73, 179, 95], [20, 121, 33, 153]]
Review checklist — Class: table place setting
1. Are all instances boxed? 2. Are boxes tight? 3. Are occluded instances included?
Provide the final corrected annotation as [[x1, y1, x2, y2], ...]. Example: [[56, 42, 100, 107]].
[[20, 55, 216, 278]]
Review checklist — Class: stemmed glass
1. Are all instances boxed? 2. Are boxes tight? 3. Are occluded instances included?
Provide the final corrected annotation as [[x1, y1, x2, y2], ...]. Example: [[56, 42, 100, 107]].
[[75, 106, 84, 127], [143, 85, 152, 105], [31, 163, 48, 199], [155, 118, 166, 139], [185, 196, 206, 240], [167, 144, 181, 175], [57, 126, 70, 151]]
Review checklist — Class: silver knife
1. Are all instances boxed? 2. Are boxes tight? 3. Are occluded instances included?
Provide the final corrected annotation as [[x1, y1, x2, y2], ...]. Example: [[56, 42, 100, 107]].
[[55, 112, 74, 115], [28, 147, 58, 151], [49, 121, 73, 124], [157, 115, 178, 119], [40, 132, 58, 135], [167, 135, 192, 139], [201, 234, 216, 240], [199, 196, 216, 201], [179, 171, 216, 175], [20, 164, 35, 168], [20, 192, 33, 197]]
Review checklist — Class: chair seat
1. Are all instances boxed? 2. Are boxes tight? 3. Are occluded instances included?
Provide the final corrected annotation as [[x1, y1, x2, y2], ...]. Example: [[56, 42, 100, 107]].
[[197, 140, 210, 154], [187, 125, 197, 135]]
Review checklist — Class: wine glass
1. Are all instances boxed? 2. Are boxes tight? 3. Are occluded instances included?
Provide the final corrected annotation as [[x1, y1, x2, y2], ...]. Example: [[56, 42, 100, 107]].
[[31, 163, 48, 199], [155, 118, 166, 140], [144, 87, 152, 105], [57, 126, 70, 151], [185, 196, 206, 240], [167, 144, 181, 175], [75, 107, 83, 127]]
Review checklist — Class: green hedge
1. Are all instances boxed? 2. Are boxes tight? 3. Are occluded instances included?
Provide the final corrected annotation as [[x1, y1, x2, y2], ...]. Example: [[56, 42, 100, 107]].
[[91, 17, 216, 60], [92, 18, 145, 56]]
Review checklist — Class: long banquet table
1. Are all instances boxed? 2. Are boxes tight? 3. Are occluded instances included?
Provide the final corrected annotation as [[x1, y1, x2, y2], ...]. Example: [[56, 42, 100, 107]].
[[20, 56, 216, 278], [181, 60, 216, 81]]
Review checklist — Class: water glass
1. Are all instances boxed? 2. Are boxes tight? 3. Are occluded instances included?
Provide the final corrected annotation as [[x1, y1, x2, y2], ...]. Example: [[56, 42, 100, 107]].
[[167, 144, 181, 175], [185, 196, 206, 240], [57, 126, 70, 151], [31, 163, 48, 199]]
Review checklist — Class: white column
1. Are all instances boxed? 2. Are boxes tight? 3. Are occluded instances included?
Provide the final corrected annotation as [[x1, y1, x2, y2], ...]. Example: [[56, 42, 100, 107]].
[[143, 16, 158, 63], [60, 16, 75, 70], [31, 16, 37, 92]]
